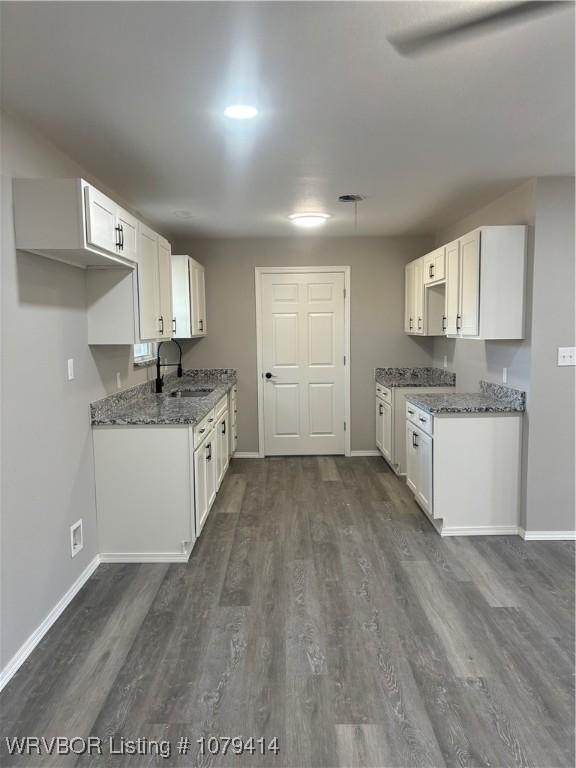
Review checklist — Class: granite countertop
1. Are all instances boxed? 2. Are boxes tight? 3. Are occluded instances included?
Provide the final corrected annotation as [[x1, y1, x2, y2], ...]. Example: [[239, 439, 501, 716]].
[[91, 369, 237, 426], [375, 367, 456, 388], [406, 381, 526, 415]]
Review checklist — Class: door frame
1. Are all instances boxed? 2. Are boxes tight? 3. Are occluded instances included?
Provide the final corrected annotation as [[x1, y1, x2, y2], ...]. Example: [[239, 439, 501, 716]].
[[255, 265, 351, 458]]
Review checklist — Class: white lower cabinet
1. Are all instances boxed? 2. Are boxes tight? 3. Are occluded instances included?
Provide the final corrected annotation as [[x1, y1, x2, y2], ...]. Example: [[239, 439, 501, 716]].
[[375, 382, 455, 475], [405, 402, 522, 536], [376, 396, 392, 462], [405, 422, 432, 515], [94, 389, 236, 562]]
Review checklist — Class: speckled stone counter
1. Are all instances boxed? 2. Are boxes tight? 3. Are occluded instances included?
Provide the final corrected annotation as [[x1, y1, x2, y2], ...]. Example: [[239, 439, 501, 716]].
[[91, 369, 237, 426], [375, 367, 456, 388], [406, 380, 526, 415]]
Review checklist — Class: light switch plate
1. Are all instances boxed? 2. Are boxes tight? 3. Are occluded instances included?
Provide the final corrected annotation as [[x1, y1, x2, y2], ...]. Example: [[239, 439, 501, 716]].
[[557, 347, 576, 366], [67, 358, 74, 380]]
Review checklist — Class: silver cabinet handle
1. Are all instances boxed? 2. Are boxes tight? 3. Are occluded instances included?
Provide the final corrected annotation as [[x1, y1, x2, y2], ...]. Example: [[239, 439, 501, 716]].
[[158, 316, 164, 335], [206, 443, 212, 461], [408, 409, 415, 415], [419, 417, 427, 423], [172, 318, 177, 334], [379, 404, 383, 415]]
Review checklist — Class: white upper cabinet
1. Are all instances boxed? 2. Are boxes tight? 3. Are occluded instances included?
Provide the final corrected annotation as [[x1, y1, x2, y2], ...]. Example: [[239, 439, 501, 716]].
[[116, 206, 138, 263], [87, 224, 173, 345], [423, 246, 445, 285], [405, 257, 425, 334], [85, 185, 118, 254], [171, 255, 207, 338], [405, 225, 527, 340], [157, 235, 173, 339], [13, 178, 138, 268], [444, 240, 460, 335], [404, 261, 415, 333], [445, 226, 527, 340], [136, 225, 162, 341]]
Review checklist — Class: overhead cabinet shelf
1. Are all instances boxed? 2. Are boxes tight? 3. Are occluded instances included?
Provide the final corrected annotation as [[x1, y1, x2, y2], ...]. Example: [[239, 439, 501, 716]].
[[13, 178, 138, 269], [405, 225, 527, 341]]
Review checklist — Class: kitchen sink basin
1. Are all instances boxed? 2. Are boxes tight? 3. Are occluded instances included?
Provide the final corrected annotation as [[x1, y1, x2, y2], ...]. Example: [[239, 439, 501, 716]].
[[169, 388, 214, 398]]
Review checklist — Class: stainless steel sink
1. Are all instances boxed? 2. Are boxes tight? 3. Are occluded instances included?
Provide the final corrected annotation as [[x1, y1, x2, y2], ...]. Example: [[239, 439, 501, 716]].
[[169, 388, 214, 398]]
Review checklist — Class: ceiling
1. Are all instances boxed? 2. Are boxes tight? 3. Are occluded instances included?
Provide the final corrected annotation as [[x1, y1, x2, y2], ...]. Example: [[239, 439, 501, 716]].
[[1, 1, 574, 238]]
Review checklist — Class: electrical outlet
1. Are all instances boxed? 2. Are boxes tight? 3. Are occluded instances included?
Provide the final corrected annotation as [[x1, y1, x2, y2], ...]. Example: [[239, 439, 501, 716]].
[[443, 355, 448, 369], [70, 519, 83, 558], [558, 347, 576, 366], [116, 372, 122, 390], [502, 367, 508, 384], [67, 358, 74, 381]]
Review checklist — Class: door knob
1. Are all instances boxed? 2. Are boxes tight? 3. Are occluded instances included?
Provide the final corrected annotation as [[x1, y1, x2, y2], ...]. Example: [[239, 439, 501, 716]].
[[265, 372, 276, 379]]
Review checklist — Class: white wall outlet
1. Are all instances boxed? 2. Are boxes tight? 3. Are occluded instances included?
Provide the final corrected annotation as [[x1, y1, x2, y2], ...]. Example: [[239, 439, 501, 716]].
[[67, 358, 74, 381], [557, 347, 576, 366], [70, 519, 83, 558], [116, 372, 122, 389], [443, 355, 448, 369], [502, 367, 508, 384]]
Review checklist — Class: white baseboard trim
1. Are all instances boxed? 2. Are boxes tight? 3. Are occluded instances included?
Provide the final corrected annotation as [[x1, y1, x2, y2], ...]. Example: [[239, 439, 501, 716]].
[[519, 529, 576, 541], [350, 450, 381, 457], [440, 525, 520, 537], [0, 554, 100, 692], [99, 552, 190, 563], [233, 452, 262, 459]]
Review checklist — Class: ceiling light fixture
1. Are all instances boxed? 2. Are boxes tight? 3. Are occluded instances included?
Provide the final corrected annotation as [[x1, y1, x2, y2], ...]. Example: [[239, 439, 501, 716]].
[[224, 104, 258, 120], [288, 213, 331, 228]]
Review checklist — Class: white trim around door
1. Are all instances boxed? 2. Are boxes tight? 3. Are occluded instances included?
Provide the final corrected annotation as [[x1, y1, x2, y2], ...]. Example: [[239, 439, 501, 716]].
[[255, 266, 351, 458]]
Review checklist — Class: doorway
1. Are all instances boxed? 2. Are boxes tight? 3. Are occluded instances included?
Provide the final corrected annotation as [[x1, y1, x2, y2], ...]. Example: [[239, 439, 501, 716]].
[[255, 267, 351, 456]]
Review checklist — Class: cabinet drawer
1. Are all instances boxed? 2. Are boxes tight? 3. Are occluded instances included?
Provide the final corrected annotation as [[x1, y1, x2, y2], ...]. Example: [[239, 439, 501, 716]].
[[406, 402, 433, 435], [376, 384, 392, 403], [194, 408, 215, 447]]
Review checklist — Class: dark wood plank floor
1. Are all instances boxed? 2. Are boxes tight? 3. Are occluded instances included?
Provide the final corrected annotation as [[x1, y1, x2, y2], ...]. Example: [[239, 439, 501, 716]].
[[1, 457, 574, 767]]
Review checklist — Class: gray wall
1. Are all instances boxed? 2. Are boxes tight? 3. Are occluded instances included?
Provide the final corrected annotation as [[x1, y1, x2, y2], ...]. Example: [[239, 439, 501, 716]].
[[0, 112, 153, 669], [174, 236, 435, 453], [432, 178, 575, 533], [525, 178, 575, 532]]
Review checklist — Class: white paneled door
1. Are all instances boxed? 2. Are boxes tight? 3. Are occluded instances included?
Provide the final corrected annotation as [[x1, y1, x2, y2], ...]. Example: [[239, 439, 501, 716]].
[[259, 271, 347, 455]]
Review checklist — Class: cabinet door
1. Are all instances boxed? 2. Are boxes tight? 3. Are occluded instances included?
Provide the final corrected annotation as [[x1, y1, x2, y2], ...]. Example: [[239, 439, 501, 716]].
[[413, 258, 424, 334], [193, 266, 206, 335], [459, 230, 480, 337], [189, 263, 202, 336], [137, 225, 161, 341], [217, 410, 230, 488], [416, 431, 433, 514], [445, 240, 460, 335], [382, 401, 392, 461], [84, 185, 118, 254], [433, 248, 446, 282], [171, 256, 192, 338], [405, 424, 419, 496], [116, 206, 138, 262], [194, 444, 208, 536], [376, 398, 384, 451], [404, 262, 414, 333], [157, 236, 173, 339], [205, 437, 217, 511]]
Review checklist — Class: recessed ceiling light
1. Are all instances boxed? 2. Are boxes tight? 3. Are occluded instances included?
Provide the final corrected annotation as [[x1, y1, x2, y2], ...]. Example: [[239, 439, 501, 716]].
[[288, 213, 331, 228], [224, 104, 258, 120]]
